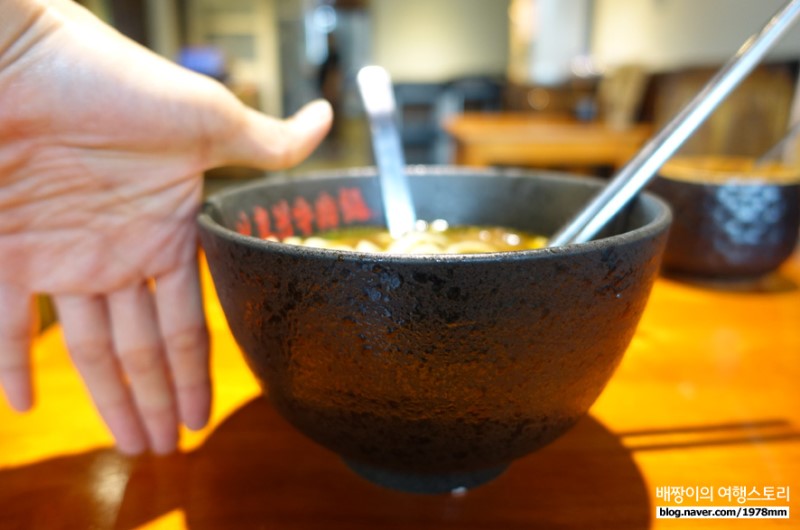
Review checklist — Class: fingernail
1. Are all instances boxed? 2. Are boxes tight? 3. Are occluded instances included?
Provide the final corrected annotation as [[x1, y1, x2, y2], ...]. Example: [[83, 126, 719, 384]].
[[116, 437, 148, 456], [176, 382, 212, 431], [183, 410, 210, 431], [295, 99, 333, 126], [151, 443, 178, 456], [105, 413, 149, 455], [0, 374, 34, 412]]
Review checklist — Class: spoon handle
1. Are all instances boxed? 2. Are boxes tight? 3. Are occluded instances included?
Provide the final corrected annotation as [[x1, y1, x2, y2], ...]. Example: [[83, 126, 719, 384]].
[[357, 66, 417, 238], [756, 118, 800, 166], [548, 0, 800, 247]]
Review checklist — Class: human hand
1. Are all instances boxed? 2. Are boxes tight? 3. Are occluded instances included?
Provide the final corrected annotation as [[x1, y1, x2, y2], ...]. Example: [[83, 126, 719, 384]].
[[0, 0, 332, 454]]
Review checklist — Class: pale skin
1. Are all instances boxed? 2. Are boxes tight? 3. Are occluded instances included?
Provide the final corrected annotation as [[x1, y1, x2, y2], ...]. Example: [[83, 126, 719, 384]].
[[0, 0, 332, 454]]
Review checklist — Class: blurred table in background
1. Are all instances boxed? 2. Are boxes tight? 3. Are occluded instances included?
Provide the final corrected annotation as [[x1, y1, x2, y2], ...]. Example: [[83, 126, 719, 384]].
[[444, 112, 653, 171], [1, 252, 799, 529]]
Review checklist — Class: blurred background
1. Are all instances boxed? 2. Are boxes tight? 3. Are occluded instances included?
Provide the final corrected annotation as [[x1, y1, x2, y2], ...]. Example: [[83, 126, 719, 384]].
[[30, 0, 800, 342], [75, 0, 800, 184]]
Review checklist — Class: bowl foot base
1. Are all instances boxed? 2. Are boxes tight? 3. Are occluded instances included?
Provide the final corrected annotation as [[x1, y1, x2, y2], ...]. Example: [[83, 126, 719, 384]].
[[343, 459, 508, 494]]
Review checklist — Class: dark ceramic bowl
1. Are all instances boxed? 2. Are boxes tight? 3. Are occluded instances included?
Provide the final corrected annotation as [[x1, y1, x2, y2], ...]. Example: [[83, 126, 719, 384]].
[[649, 156, 800, 279], [198, 166, 671, 493]]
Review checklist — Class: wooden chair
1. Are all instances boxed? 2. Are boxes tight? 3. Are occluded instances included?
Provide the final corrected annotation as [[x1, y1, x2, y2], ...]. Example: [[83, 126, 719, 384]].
[[643, 62, 797, 158]]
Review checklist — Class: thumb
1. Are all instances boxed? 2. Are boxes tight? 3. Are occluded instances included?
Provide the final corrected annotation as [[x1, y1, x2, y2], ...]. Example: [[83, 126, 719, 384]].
[[214, 99, 333, 171]]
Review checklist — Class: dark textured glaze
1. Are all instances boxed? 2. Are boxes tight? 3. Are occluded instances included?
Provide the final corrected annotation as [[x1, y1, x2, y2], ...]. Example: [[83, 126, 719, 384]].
[[198, 167, 671, 492], [650, 175, 800, 279]]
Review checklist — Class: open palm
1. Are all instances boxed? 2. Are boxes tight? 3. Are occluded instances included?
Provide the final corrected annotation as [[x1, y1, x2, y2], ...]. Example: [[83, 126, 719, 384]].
[[0, 0, 332, 454]]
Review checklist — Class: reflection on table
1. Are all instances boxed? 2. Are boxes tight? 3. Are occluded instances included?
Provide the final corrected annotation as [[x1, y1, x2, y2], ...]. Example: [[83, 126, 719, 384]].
[[1, 252, 798, 529]]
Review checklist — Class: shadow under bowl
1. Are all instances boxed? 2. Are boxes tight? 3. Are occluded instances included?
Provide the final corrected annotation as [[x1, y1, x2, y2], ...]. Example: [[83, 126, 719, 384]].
[[197, 166, 671, 493]]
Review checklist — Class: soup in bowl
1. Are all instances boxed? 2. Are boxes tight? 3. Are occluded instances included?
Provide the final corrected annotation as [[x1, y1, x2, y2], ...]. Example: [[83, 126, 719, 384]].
[[198, 166, 671, 493]]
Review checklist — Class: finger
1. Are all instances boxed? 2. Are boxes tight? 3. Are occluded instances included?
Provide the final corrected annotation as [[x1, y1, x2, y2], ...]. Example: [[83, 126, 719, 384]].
[[217, 98, 333, 170], [154, 260, 211, 431], [0, 283, 34, 411], [54, 294, 148, 455], [107, 284, 179, 454]]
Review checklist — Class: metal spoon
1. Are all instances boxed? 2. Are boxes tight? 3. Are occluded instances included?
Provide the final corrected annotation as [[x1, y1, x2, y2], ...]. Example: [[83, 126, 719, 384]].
[[357, 66, 417, 238], [755, 119, 800, 166], [549, 0, 800, 247]]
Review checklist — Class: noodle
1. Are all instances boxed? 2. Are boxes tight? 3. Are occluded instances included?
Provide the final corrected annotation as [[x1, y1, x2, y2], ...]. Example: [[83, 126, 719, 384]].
[[276, 220, 547, 254]]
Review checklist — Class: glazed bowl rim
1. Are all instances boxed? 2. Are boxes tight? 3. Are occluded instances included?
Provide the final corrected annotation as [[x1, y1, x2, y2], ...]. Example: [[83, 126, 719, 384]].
[[655, 173, 800, 189], [198, 165, 673, 264], [659, 155, 800, 187]]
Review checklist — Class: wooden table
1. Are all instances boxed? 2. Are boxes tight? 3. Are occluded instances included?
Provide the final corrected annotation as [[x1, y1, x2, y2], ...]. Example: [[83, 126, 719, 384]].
[[443, 112, 653, 170], [2, 252, 799, 529]]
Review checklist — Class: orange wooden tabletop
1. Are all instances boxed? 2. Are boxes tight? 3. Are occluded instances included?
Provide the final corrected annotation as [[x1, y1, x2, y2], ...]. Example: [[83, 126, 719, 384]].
[[1, 251, 799, 529], [443, 112, 653, 170]]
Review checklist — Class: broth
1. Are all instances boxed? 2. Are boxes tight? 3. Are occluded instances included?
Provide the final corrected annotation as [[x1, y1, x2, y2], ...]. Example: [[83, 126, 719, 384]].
[[661, 156, 800, 185], [276, 220, 548, 254]]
